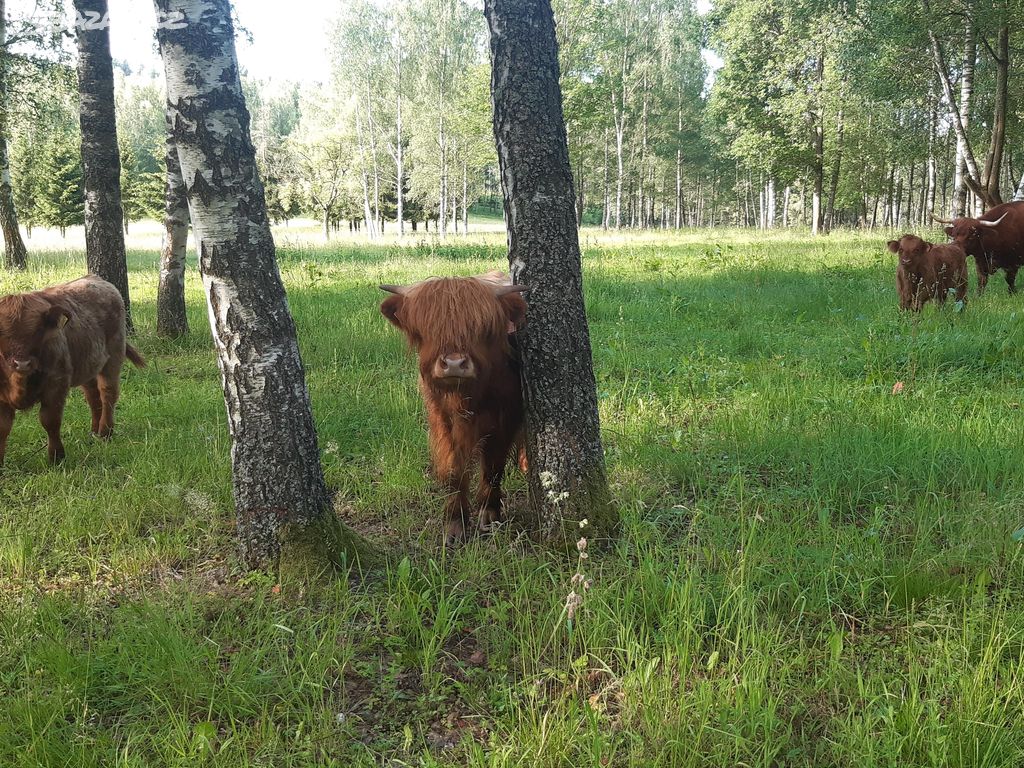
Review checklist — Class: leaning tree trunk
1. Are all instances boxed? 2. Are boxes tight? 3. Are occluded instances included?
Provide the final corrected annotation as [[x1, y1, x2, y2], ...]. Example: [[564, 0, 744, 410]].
[[157, 109, 189, 337], [75, 0, 132, 330], [485, 0, 617, 541], [981, 24, 1008, 206], [0, 0, 27, 270], [154, 0, 371, 574]]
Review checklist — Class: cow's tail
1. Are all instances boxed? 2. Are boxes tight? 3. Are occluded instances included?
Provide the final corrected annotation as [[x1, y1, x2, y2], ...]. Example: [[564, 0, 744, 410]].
[[126, 344, 146, 368]]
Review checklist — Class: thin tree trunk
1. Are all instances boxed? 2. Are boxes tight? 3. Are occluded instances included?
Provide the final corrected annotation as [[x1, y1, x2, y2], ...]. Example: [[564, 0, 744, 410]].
[[156, 109, 189, 337], [614, 96, 624, 228], [811, 48, 825, 235], [75, 0, 131, 329], [0, 0, 26, 270], [981, 24, 1008, 206], [575, 138, 584, 227], [826, 106, 844, 230], [601, 125, 609, 229], [155, 0, 371, 573], [675, 85, 682, 229], [395, 28, 404, 237], [364, 83, 381, 230], [462, 159, 468, 234], [355, 109, 377, 239], [0, 135, 25, 269], [927, 81, 938, 220], [485, 0, 615, 539]]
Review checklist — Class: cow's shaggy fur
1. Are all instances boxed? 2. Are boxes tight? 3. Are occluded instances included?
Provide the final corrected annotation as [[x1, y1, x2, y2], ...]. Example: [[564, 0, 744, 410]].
[[381, 274, 527, 542], [887, 235, 968, 312], [0, 276, 144, 465]]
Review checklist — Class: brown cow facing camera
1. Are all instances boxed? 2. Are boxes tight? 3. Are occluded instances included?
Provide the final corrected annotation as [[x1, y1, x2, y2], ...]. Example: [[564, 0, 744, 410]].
[[0, 276, 144, 466], [380, 272, 527, 544], [887, 235, 968, 312]]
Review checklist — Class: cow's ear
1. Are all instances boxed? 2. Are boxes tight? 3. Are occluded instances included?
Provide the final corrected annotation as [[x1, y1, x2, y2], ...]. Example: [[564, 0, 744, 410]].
[[500, 292, 527, 332], [44, 302, 71, 330], [886, 240, 899, 254], [380, 295, 405, 330], [944, 226, 954, 237]]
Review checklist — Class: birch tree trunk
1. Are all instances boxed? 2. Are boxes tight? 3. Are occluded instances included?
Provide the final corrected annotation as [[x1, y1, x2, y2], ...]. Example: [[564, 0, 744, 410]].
[[154, 0, 371, 573], [826, 106, 844, 230], [75, 0, 131, 328], [927, 83, 938, 220], [955, 13, 975, 216], [613, 80, 624, 229], [929, 12, 997, 211], [981, 24, 1008, 206], [462, 160, 468, 233], [601, 126, 609, 229], [395, 27, 405, 237], [485, 0, 616, 540], [355, 109, 378, 239], [157, 109, 190, 337], [810, 49, 825, 235], [0, 0, 26, 270]]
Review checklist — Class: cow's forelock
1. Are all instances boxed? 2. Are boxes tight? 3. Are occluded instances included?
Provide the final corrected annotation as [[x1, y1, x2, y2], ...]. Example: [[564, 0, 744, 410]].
[[396, 279, 513, 387], [0, 294, 57, 362]]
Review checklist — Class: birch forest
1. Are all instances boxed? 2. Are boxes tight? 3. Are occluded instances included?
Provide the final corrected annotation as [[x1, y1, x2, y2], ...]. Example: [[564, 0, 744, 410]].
[[3, 0, 1023, 236]]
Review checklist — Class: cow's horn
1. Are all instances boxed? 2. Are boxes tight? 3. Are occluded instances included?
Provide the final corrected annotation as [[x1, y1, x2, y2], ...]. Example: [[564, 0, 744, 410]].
[[930, 213, 955, 225], [977, 212, 1008, 228], [379, 284, 410, 295], [493, 284, 529, 296]]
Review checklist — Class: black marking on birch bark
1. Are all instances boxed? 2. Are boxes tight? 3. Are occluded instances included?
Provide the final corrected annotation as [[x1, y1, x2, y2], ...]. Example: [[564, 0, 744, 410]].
[[155, 0, 370, 571]]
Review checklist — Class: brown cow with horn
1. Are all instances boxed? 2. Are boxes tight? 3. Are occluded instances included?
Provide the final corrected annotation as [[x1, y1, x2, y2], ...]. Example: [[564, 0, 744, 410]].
[[380, 272, 528, 544], [934, 201, 1024, 294]]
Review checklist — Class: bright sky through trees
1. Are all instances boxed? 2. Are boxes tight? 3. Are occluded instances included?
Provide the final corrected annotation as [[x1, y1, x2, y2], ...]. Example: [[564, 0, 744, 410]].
[[10, 0, 333, 83]]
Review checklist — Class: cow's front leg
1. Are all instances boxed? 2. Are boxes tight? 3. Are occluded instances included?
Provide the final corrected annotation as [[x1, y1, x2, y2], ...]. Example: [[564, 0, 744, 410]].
[[476, 432, 515, 534], [1006, 266, 1019, 294], [39, 392, 68, 465], [976, 259, 990, 294], [0, 404, 14, 467], [429, 419, 473, 545]]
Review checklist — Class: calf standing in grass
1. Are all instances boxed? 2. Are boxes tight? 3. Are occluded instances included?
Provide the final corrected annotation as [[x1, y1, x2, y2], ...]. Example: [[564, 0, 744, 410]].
[[380, 273, 527, 543], [0, 276, 144, 465], [887, 235, 968, 312]]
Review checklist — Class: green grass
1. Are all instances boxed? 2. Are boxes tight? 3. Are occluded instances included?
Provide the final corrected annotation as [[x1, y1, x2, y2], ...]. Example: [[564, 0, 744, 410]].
[[2, 226, 1024, 766]]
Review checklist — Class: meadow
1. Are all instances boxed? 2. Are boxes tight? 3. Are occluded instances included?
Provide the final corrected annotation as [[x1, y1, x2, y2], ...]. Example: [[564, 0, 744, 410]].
[[2, 223, 1023, 767]]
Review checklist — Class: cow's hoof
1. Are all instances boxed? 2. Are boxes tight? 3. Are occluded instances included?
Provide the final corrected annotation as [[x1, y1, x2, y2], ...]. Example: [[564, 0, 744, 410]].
[[444, 524, 468, 547], [478, 509, 504, 535]]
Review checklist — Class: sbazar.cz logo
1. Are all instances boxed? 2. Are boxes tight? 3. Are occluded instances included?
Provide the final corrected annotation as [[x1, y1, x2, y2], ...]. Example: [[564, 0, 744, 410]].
[[75, 10, 187, 31]]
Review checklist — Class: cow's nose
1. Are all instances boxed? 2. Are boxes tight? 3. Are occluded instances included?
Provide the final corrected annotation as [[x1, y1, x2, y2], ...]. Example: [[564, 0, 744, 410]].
[[12, 359, 32, 372], [439, 355, 473, 377]]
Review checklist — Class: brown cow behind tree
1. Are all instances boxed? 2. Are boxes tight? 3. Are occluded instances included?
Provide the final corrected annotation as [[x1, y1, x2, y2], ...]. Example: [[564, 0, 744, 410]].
[[887, 235, 968, 312], [935, 201, 1024, 294], [0, 276, 144, 465], [381, 273, 527, 543]]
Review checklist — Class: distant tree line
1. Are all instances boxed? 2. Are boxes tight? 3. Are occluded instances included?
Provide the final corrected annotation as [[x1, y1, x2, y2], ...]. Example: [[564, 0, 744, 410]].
[[3, 0, 1021, 239]]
